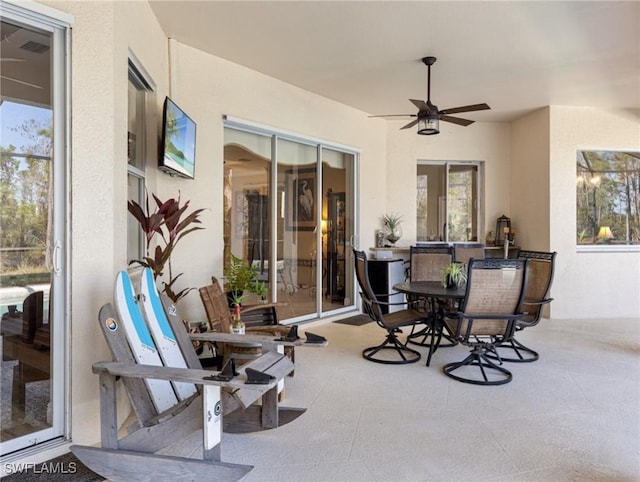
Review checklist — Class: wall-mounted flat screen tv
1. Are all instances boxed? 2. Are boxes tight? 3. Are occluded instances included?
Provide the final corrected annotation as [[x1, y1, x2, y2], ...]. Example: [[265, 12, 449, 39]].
[[159, 97, 196, 179]]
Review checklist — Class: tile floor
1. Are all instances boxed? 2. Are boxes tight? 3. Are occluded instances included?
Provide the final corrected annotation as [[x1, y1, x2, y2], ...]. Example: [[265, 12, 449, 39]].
[[221, 316, 640, 481]]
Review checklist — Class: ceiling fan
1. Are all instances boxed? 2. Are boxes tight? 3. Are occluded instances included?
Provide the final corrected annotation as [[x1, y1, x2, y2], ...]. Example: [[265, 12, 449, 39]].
[[370, 56, 490, 135]]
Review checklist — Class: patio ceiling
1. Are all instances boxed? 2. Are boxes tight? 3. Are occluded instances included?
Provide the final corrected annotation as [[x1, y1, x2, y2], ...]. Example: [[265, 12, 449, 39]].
[[149, 1, 640, 124]]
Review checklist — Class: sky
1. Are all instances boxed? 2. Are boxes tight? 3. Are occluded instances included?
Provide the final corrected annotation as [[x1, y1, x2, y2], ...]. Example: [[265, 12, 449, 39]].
[[0, 101, 51, 151]]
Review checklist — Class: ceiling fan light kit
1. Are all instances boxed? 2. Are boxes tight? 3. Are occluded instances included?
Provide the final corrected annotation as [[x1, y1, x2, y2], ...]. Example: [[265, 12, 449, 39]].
[[417, 116, 439, 135], [370, 56, 490, 136]]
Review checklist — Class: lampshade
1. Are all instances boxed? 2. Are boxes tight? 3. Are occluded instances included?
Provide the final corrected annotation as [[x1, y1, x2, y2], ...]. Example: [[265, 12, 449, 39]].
[[417, 116, 439, 135], [597, 226, 613, 240]]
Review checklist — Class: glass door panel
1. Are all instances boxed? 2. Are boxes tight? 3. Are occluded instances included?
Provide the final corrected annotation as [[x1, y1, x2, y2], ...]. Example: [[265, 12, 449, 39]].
[[417, 162, 479, 243], [447, 165, 479, 242], [416, 164, 447, 242], [1, 14, 66, 455], [321, 148, 354, 314], [223, 128, 272, 304], [276, 139, 317, 320]]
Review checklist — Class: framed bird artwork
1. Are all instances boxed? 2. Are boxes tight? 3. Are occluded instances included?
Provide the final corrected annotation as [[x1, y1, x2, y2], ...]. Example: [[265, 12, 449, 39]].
[[285, 168, 316, 231]]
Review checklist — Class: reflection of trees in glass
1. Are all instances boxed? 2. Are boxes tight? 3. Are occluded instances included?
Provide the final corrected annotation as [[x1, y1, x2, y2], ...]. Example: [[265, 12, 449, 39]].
[[416, 174, 428, 240], [577, 151, 640, 245], [448, 170, 472, 241], [0, 118, 52, 274]]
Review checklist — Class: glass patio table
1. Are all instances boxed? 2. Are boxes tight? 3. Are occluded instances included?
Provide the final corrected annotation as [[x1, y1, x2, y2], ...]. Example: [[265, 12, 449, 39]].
[[393, 280, 466, 366]]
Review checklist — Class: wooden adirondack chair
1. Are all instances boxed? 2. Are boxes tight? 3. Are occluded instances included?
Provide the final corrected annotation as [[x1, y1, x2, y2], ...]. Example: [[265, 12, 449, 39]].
[[199, 276, 295, 368], [70, 269, 323, 481]]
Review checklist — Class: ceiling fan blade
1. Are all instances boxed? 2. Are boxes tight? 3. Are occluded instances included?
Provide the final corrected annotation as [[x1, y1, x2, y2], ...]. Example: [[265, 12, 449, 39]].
[[0, 75, 43, 90], [409, 99, 428, 110], [400, 119, 420, 130], [368, 114, 416, 118], [440, 115, 474, 127], [440, 103, 490, 115]]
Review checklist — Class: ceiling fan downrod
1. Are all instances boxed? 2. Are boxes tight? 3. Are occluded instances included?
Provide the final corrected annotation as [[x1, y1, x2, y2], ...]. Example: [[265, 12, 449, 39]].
[[422, 56, 436, 105]]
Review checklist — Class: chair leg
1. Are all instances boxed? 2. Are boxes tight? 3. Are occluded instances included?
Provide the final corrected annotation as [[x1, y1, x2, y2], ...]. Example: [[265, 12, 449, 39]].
[[407, 320, 457, 367], [487, 337, 539, 363], [362, 331, 421, 365], [443, 346, 513, 385], [407, 299, 457, 352]]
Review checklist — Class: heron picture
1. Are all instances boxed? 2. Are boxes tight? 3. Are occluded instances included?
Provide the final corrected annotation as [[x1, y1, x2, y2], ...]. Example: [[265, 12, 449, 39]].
[[285, 168, 316, 231]]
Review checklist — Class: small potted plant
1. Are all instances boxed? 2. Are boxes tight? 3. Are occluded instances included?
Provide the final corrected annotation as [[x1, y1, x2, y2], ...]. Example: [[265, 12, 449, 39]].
[[381, 212, 403, 245], [222, 254, 258, 306], [251, 278, 268, 303], [441, 262, 467, 289]]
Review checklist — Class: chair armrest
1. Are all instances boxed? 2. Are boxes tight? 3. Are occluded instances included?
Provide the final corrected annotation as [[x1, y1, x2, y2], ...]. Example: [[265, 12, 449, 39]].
[[522, 297, 553, 308], [92, 361, 275, 391], [361, 293, 416, 307], [190, 331, 303, 347]]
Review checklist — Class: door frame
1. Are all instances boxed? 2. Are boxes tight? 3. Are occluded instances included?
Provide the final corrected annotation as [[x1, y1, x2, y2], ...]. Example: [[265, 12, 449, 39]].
[[223, 117, 359, 322], [0, 0, 72, 457]]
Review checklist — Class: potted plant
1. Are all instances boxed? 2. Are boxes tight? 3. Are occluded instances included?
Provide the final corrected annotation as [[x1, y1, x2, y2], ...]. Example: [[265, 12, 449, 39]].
[[128, 192, 204, 303], [381, 212, 403, 245], [441, 262, 467, 289], [222, 253, 259, 305], [251, 278, 268, 303]]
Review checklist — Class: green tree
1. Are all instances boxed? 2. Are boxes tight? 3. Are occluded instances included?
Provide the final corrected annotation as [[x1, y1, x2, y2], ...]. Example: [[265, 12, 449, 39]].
[[0, 117, 52, 275]]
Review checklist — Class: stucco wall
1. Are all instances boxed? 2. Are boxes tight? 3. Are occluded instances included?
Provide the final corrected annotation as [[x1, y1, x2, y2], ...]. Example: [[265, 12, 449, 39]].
[[384, 119, 511, 244], [510, 108, 551, 251], [40, 0, 170, 448], [166, 41, 387, 321], [37, 0, 387, 452], [548, 106, 640, 319]]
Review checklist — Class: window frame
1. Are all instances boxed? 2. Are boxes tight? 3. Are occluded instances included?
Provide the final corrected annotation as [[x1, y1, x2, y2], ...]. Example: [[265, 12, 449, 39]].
[[126, 56, 154, 263], [576, 149, 640, 253], [416, 160, 483, 244]]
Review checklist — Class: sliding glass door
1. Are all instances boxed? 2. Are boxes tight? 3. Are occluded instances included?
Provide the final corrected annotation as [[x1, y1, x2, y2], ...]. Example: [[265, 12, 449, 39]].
[[223, 123, 357, 322], [0, 4, 69, 456], [321, 148, 354, 313], [276, 139, 318, 319]]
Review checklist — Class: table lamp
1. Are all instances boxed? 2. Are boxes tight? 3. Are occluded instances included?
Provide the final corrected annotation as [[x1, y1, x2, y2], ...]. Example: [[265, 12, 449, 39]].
[[596, 226, 613, 243]]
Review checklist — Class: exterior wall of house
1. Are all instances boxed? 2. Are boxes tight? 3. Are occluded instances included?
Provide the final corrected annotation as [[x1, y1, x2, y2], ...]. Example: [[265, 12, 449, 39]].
[[164, 41, 388, 323], [37, 0, 387, 457], [38, 0, 171, 449], [549, 106, 640, 319], [384, 119, 512, 244], [511, 106, 640, 319], [510, 108, 551, 252]]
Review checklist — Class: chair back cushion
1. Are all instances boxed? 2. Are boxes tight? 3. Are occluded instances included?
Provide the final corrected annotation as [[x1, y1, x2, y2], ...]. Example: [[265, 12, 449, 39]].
[[353, 249, 382, 320], [409, 246, 453, 282], [457, 258, 528, 336], [518, 250, 556, 322], [452, 243, 486, 265]]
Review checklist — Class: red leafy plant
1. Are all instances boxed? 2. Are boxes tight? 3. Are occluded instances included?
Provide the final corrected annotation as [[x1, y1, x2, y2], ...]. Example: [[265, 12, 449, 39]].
[[128, 192, 205, 302]]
